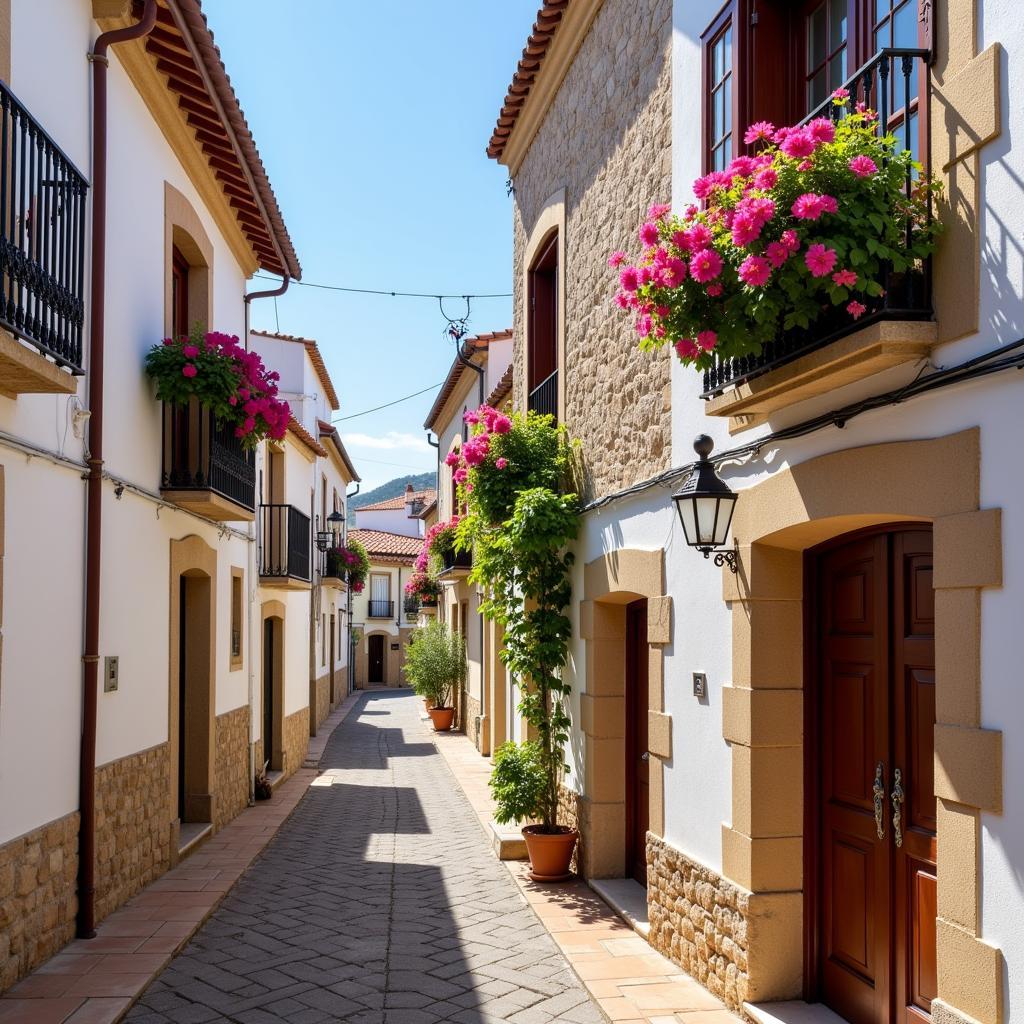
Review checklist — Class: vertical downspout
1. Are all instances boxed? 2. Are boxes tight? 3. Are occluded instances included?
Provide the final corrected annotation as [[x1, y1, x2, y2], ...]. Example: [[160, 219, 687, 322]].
[[78, 0, 158, 940], [243, 276, 289, 797]]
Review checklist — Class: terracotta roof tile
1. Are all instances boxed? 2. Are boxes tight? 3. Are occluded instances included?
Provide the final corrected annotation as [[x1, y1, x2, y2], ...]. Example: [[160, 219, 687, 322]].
[[486, 364, 514, 409], [348, 529, 422, 564], [357, 489, 437, 513], [287, 416, 328, 458], [251, 330, 339, 410], [423, 329, 512, 430], [487, 0, 570, 161], [317, 418, 360, 482]]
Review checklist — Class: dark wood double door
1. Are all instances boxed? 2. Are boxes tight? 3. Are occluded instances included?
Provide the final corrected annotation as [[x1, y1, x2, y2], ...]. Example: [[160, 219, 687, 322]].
[[626, 600, 650, 886], [811, 527, 936, 1024]]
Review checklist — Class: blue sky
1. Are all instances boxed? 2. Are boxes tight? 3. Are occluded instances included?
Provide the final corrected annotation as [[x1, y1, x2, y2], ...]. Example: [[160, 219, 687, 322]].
[[203, 1, 539, 490]]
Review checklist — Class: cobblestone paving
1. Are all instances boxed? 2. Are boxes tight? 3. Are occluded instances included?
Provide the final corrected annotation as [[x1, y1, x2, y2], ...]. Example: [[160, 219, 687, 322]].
[[125, 690, 604, 1024]]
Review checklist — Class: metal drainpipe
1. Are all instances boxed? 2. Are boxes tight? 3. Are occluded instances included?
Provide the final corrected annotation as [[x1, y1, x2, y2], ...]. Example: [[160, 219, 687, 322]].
[[242, 280, 289, 802], [78, 0, 158, 940]]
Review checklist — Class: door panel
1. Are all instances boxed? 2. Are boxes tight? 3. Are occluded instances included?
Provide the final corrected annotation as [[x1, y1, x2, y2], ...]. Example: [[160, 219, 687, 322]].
[[625, 600, 650, 886], [368, 634, 385, 684]]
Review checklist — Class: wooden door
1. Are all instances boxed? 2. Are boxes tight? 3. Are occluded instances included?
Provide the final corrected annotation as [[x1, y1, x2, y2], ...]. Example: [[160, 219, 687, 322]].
[[625, 600, 650, 886], [329, 614, 336, 704], [262, 618, 275, 767], [813, 527, 935, 1024], [368, 634, 385, 684]]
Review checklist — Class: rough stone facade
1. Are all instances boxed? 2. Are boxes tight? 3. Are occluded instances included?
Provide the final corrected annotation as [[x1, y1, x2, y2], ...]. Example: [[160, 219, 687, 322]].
[[94, 743, 172, 924], [282, 707, 310, 777], [0, 812, 78, 993], [214, 705, 250, 829], [558, 784, 583, 876], [463, 690, 481, 748], [647, 833, 750, 1012], [315, 672, 330, 730], [511, 0, 673, 501]]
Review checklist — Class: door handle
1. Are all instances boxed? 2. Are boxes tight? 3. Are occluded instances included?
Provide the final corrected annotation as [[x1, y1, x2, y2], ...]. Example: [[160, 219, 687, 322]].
[[891, 768, 904, 848], [640, 751, 650, 762], [872, 761, 886, 840]]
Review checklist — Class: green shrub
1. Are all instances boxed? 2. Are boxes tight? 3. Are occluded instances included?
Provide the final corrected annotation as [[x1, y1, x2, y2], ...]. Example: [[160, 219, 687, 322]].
[[489, 741, 548, 826], [403, 619, 465, 709]]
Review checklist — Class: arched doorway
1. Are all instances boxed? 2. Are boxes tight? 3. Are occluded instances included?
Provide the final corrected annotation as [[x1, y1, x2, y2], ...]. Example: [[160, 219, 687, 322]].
[[808, 525, 935, 1024], [368, 634, 386, 685], [625, 599, 650, 886], [261, 604, 285, 772]]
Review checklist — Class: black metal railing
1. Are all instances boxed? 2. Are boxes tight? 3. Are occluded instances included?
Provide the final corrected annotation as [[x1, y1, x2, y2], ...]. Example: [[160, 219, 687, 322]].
[[0, 81, 88, 372], [701, 48, 932, 399], [162, 399, 256, 511], [258, 504, 311, 582], [403, 595, 420, 615], [441, 547, 472, 573], [368, 600, 395, 618], [528, 370, 558, 419]]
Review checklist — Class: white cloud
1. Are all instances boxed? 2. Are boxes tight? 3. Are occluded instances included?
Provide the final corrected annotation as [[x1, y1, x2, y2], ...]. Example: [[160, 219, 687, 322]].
[[342, 431, 431, 453]]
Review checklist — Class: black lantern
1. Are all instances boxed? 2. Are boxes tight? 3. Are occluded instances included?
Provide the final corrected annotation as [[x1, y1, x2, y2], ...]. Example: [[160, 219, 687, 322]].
[[326, 509, 345, 542], [671, 435, 738, 572], [315, 515, 332, 554]]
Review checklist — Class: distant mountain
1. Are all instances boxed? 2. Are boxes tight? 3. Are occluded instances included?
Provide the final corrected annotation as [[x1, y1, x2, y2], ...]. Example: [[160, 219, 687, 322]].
[[348, 472, 436, 526]]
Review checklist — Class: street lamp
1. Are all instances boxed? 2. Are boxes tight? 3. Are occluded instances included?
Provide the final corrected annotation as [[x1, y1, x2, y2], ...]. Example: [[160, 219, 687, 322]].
[[671, 435, 738, 572], [326, 509, 344, 544], [314, 516, 333, 555]]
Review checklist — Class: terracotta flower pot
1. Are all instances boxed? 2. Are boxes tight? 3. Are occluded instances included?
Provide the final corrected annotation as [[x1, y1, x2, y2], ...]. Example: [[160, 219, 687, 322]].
[[423, 697, 434, 712], [522, 825, 578, 882], [427, 706, 455, 732]]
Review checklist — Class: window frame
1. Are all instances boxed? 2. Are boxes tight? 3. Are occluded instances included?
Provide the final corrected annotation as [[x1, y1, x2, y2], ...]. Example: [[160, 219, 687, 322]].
[[229, 566, 244, 670], [527, 230, 559, 397], [701, 1, 740, 175]]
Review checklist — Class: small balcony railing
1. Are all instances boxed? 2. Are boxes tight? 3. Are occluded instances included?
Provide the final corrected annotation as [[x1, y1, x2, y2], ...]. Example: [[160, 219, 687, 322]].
[[258, 504, 311, 583], [527, 370, 558, 419], [440, 547, 472, 574], [0, 81, 88, 372], [162, 399, 256, 517], [701, 47, 932, 399], [403, 595, 420, 616], [367, 600, 394, 619]]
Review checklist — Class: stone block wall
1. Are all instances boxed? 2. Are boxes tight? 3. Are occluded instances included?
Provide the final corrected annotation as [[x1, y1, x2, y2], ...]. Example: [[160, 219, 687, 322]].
[[282, 707, 309, 777], [558, 784, 583, 876], [315, 672, 330, 731], [94, 743, 172, 924], [647, 833, 750, 1012], [463, 690, 481, 748], [511, 0, 673, 502], [0, 812, 78, 992], [214, 705, 250, 829]]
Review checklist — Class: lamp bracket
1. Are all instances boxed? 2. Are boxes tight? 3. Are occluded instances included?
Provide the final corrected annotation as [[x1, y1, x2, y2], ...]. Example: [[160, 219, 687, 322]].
[[701, 546, 738, 573]]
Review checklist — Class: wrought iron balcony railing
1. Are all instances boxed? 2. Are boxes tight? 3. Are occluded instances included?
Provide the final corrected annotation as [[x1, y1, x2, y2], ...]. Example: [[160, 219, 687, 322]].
[[0, 81, 88, 372], [368, 600, 395, 619], [440, 547, 472, 573], [258, 504, 311, 582], [527, 370, 558, 419], [403, 595, 420, 616], [162, 399, 256, 516], [701, 48, 932, 399]]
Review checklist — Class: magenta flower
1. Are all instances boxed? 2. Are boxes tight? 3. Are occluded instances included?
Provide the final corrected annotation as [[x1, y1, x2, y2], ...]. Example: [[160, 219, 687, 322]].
[[805, 243, 838, 277], [832, 86, 850, 102], [807, 117, 836, 144], [781, 129, 817, 159], [766, 241, 790, 268], [689, 248, 723, 283], [727, 155, 756, 178], [832, 268, 858, 287], [445, 451, 460, 467], [182, 344, 199, 358], [847, 300, 867, 319], [182, 364, 197, 378], [636, 314, 653, 338], [162, 337, 174, 346], [688, 223, 713, 250], [491, 414, 512, 434], [639, 221, 660, 246], [731, 213, 761, 247], [619, 267, 640, 292], [781, 229, 801, 252], [743, 121, 775, 145], [738, 255, 772, 287], [848, 155, 878, 178], [648, 203, 672, 220], [613, 292, 630, 309], [674, 338, 699, 360], [660, 257, 688, 288], [820, 194, 838, 213], [495, 457, 508, 470], [752, 168, 778, 191], [706, 283, 723, 297], [697, 330, 717, 352], [453, 468, 467, 484], [791, 193, 826, 220], [670, 229, 690, 251], [608, 251, 627, 268]]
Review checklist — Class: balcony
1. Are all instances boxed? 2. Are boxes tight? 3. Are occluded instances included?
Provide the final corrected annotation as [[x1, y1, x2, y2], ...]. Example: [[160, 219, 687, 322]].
[[367, 600, 394, 619], [438, 547, 472, 579], [702, 48, 935, 429], [0, 81, 88, 397], [527, 370, 557, 419], [258, 504, 311, 588], [161, 400, 256, 521]]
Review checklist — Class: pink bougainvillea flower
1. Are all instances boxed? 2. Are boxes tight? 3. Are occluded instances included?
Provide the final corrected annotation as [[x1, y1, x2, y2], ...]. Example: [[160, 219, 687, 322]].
[[660, 257, 688, 288], [766, 241, 790, 268], [743, 120, 775, 144], [608, 250, 627, 268], [706, 283, 723, 297], [639, 266, 654, 286], [228, 395, 238, 406], [445, 451, 460, 467], [613, 292, 630, 309], [687, 223, 713, 250], [697, 330, 718, 352], [820, 194, 838, 213], [832, 86, 850, 102], [805, 243, 838, 277], [727, 155, 757, 178], [807, 117, 836, 144], [182, 363, 197, 378], [847, 300, 867, 319], [781, 229, 801, 252], [463, 409, 480, 424], [791, 193, 826, 220], [781, 129, 817, 159], [636, 313, 653, 338], [639, 221, 661, 246], [752, 167, 778, 191], [495, 457, 509, 470], [689, 248, 723, 283], [182, 344, 199, 358], [738, 255, 772, 287], [674, 338, 699, 360], [648, 203, 672, 220], [671, 229, 690, 251], [453, 468, 468, 484], [832, 268, 858, 287], [656, 305, 670, 317], [731, 213, 762, 247], [773, 126, 791, 144], [619, 266, 640, 292], [848, 154, 878, 178], [162, 336, 174, 346], [491, 413, 512, 434], [798, 159, 814, 172]]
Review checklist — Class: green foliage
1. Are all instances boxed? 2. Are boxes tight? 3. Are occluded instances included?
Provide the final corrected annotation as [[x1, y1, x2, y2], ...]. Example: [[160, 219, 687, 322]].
[[327, 538, 370, 592], [489, 742, 548, 825], [403, 620, 466, 710]]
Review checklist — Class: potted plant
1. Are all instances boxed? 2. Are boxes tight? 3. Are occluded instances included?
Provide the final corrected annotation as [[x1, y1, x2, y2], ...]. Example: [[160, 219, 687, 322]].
[[608, 94, 942, 370], [403, 620, 465, 731], [454, 406, 580, 881], [404, 569, 440, 609], [327, 539, 370, 594]]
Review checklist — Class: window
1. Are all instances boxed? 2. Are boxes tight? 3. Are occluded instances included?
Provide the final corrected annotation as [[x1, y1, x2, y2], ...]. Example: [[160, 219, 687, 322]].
[[171, 245, 190, 339], [803, 0, 848, 112], [369, 574, 391, 618], [527, 231, 558, 419], [704, 10, 735, 172], [230, 568, 243, 669]]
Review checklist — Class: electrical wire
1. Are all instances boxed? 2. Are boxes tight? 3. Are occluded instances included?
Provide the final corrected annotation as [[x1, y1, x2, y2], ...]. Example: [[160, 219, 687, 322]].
[[582, 336, 1024, 514], [333, 381, 444, 421], [253, 273, 511, 300]]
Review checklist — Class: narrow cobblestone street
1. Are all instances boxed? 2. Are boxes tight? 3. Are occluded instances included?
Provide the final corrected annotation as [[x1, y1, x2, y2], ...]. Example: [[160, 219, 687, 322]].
[[125, 691, 605, 1024]]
